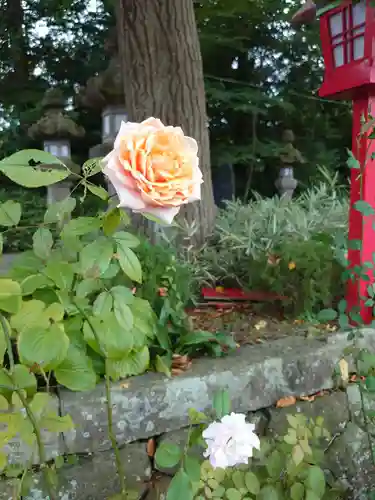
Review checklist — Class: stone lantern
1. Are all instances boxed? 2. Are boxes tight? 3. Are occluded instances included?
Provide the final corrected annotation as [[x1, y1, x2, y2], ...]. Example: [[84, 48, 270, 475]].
[[275, 129, 305, 199], [28, 88, 85, 206]]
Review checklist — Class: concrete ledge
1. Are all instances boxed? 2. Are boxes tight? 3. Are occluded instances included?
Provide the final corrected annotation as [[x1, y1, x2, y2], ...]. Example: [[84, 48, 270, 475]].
[[60, 329, 375, 454]]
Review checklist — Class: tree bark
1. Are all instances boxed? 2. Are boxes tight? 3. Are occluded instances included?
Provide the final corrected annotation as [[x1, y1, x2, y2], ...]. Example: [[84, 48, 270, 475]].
[[116, 0, 216, 246]]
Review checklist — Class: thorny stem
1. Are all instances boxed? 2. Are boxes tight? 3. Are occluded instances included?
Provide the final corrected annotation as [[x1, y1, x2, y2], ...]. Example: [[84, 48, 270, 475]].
[[73, 301, 127, 496]]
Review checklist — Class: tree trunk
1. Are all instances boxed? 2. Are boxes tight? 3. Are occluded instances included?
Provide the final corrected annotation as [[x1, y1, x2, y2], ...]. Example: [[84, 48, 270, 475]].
[[116, 0, 216, 246]]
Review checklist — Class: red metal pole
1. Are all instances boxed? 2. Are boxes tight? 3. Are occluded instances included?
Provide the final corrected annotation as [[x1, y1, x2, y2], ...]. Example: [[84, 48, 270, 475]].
[[347, 93, 375, 323]]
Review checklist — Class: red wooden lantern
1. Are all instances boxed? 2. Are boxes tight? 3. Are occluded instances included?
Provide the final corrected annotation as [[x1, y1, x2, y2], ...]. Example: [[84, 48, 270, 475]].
[[292, 0, 375, 323]]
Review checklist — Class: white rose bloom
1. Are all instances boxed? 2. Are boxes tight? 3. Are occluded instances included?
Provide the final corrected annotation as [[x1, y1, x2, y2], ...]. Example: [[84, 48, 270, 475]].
[[202, 413, 260, 469]]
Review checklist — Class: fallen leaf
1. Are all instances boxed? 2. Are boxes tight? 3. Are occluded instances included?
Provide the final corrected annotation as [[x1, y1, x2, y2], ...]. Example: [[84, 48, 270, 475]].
[[299, 395, 315, 402], [254, 320, 267, 331], [120, 382, 129, 389], [276, 396, 296, 408], [339, 358, 349, 383], [146, 438, 156, 457]]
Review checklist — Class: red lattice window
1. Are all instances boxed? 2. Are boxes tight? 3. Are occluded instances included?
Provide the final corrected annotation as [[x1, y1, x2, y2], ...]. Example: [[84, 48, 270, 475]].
[[329, 0, 366, 67]]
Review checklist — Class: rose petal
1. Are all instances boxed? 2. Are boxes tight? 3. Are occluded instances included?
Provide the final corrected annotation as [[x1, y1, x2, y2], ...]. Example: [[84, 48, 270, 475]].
[[103, 165, 146, 211], [135, 204, 180, 225], [141, 117, 165, 130], [114, 121, 142, 149]]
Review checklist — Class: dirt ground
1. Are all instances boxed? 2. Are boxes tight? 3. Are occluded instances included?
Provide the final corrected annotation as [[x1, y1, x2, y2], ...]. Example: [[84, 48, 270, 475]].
[[187, 303, 337, 346]]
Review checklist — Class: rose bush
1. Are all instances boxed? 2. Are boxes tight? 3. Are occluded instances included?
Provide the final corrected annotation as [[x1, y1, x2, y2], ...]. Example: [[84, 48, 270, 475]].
[[102, 117, 203, 224]]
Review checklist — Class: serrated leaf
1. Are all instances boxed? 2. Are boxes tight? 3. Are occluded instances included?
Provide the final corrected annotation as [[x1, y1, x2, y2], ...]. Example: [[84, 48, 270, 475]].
[[40, 412, 74, 433], [117, 246, 142, 283], [61, 216, 102, 239], [75, 278, 102, 298], [166, 469, 193, 500], [18, 323, 69, 370], [21, 274, 50, 295], [0, 201, 21, 227], [93, 291, 113, 316], [10, 299, 49, 333], [155, 442, 182, 469], [80, 237, 113, 277], [82, 157, 103, 177], [292, 444, 304, 466], [110, 285, 134, 330], [103, 208, 121, 236], [86, 183, 108, 200], [0, 149, 69, 187], [290, 482, 304, 500], [107, 346, 149, 380], [83, 314, 133, 358], [33, 228, 53, 260], [44, 196, 76, 224], [244, 471, 260, 495], [113, 231, 140, 249], [54, 345, 97, 391], [12, 365, 37, 397], [316, 308, 337, 322], [45, 260, 74, 290]]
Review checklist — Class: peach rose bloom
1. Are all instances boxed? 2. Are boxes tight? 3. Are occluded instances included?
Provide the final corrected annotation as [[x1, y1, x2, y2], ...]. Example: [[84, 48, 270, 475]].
[[102, 117, 203, 225]]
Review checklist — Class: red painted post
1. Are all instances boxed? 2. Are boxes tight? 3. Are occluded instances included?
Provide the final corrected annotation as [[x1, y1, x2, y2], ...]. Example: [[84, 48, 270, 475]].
[[347, 94, 375, 323]]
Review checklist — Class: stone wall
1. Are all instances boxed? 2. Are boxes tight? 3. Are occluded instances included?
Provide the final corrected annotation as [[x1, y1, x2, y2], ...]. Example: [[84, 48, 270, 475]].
[[1, 330, 375, 499]]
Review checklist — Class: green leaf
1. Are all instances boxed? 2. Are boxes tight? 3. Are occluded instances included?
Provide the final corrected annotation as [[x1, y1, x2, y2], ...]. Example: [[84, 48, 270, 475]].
[[18, 323, 70, 371], [117, 246, 142, 283], [33, 228, 53, 260], [107, 346, 150, 380], [21, 274, 50, 295], [0, 150, 69, 187], [82, 157, 103, 177], [93, 291, 113, 317], [257, 485, 279, 500], [12, 365, 37, 397], [231, 471, 245, 490], [184, 455, 201, 483], [54, 345, 97, 391], [10, 299, 49, 333], [45, 260, 74, 290], [290, 482, 304, 500], [103, 208, 122, 236], [83, 314, 133, 358], [155, 354, 171, 377], [86, 183, 108, 201], [0, 201, 21, 227], [266, 449, 283, 478], [111, 285, 134, 330], [366, 376, 375, 392], [75, 278, 102, 299], [61, 216, 102, 239], [292, 444, 304, 466], [155, 442, 182, 469], [0, 233, 3, 255], [40, 412, 74, 433], [226, 489, 242, 500], [316, 308, 337, 322], [244, 471, 260, 495], [213, 390, 231, 418], [180, 330, 215, 346], [44, 197, 76, 224], [305, 491, 321, 500], [354, 200, 375, 216], [0, 279, 22, 300], [80, 237, 113, 278], [346, 149, 360, 169], [113, 231, 140, 249], [0, 280, 22, 314], [166, 469, 193, 500]]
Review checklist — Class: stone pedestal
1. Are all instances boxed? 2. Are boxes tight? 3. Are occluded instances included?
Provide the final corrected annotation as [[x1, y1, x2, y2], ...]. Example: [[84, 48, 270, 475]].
[[275, 167, 298, 199]]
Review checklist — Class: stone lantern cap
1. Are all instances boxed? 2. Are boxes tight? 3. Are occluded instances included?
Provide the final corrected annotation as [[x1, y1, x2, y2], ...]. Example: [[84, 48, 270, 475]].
[[28, 88, 85, 142]]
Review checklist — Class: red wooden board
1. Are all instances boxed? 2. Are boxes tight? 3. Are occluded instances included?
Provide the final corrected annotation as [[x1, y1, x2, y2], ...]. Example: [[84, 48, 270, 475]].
[[201, 287, 287, 302]]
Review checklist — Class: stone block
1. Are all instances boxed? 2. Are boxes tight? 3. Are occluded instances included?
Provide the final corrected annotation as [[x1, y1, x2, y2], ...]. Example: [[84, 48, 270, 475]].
[[0, 441, 150, 500], [60, 331, 367, 455]]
